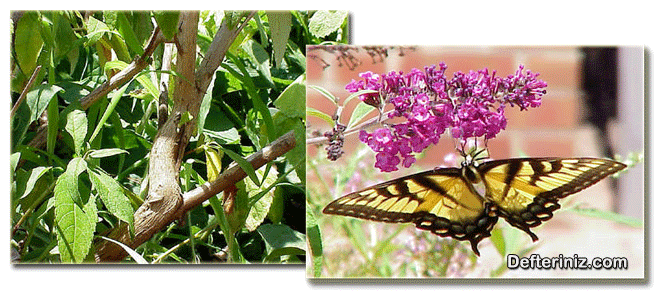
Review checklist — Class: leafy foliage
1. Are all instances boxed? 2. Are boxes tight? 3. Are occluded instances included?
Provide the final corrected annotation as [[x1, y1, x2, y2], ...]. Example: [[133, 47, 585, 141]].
[[10, 10, 348, 263]]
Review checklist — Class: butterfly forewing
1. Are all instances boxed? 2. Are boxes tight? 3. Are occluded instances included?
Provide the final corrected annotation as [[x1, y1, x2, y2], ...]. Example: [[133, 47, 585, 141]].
[[478, 158, 627, 241]]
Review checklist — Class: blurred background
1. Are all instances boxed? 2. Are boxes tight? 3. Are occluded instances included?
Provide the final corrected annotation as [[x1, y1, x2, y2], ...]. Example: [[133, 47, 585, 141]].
[[306, 45, 644, 278]]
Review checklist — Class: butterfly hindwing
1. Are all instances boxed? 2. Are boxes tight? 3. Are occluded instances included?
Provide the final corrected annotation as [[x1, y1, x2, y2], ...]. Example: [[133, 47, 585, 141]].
[[478, 157, 627, 241], [323, 169, 499, 255]]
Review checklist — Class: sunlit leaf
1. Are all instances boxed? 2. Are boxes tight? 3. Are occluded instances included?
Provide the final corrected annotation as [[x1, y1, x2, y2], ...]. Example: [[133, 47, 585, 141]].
[[98, 236, 148, 264], [14, 11, 44, 76], [88, 148, 129, 159], [88, 169, 135, 234], [54, 158, 95, 263], [25, 84, 63, 123], [273, 75, 305, 119], [18, 166, 51, 201], [256, 224, 305, 263], [309, 11, 348, 38], [244, 165, 279, 231], [266, 11, 291, 68], [153, 11, 180, 40], [347, 101, 378, 129], [64, 109, 88, 156]]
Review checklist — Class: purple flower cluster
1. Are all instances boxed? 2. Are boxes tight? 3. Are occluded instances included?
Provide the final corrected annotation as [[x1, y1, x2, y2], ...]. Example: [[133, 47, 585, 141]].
[[346, 63, 547, 172]]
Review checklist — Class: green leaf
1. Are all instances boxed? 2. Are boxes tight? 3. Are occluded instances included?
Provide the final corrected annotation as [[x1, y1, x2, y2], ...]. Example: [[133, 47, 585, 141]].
[[347, 101, 378, 129], [85, 16, 111, 46], [241, 40, 273, 87], [115, 12, 145, 56], [308, 84, 339, 105], [55, 157, 87, 208], [46, 87, 60, 155], [224, 54, 276, 142], [202, 101, 241, 145], [197, 71, 216, 137], [178, 111, 194, 127], [107, 32, 131, 62], [105, 61, 159, 99], [306, 202, 323, 277], [245, 191, 272, 232], [88, 169, 134, 235], [220, 147, 260, 186], [273, 74, 305, 119], [10, 152, 21, 174], [256, 224, 306, 263], [267, 186, 284, 224], [306, 107, 334, 127], [52, 11, 80, 66], [305, 202, 323, 257], [25, 84, 64, 123], [14, 11, 44, 76], [153, 11, 180, 40], [14, 166, 53, 214], [54, 158, 95, 263], [266, 11, 291, 68], [11, 100, 31, 150], [569, 206, 643, 228], [343, 89, 378, 106], [98, 236, 147, 264], [204, 129, 241, 145], [18, 166, 52, 201], [244, 165, 279, 231], [89, 83, 129, 143], [309, 11, 348, 38], [272, 111, 306, 182], [88, 148, 129, 159], [489, 226, 506, 258], [65, 109, 88, 156]]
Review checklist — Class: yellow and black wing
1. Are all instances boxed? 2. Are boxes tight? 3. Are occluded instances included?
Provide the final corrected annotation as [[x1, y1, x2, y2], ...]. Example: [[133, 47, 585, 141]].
[[323, 168, 499, 256], [477, 157, 627, 241]]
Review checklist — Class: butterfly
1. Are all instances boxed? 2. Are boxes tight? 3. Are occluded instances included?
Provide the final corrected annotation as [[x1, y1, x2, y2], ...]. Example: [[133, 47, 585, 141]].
[[323, 153, 626, 256]]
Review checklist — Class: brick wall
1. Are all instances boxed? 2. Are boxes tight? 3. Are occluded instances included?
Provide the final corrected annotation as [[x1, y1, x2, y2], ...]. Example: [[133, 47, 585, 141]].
[[307, 46, 595, 168]]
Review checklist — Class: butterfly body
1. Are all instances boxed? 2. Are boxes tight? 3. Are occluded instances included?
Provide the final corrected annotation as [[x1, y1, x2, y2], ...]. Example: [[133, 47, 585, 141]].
[[323, 157, 626, 256]]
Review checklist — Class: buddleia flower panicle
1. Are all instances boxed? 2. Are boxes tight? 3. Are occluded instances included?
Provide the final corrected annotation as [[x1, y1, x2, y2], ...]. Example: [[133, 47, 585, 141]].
[[345, 63, 547, 172], [324, 123, 347, 161]]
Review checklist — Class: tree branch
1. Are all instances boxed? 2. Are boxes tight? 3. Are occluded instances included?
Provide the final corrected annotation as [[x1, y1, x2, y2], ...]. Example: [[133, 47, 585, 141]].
[[81, 28, 165, 109], [27, 28, 166, 150], [11, 65, 42, 118], [94, 12, 198, 262], [181, 130, 297, 213], [95, 130, 296, 262], [195, 11, 256, 93]]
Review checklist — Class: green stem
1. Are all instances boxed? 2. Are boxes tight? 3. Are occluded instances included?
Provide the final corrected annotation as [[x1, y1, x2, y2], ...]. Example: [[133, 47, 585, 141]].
[[116, 156, 149, 181], [12, 181, 56, 238], [208, 195, 245, 263], [153, 220, 217, 263]]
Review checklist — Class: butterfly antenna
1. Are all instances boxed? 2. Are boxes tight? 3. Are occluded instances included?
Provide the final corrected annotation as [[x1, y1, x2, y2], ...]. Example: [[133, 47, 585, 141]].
[[454, 138, 468, 158]]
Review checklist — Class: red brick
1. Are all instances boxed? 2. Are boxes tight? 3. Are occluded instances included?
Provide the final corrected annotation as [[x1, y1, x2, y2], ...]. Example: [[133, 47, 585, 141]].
[[306, 46, 326, 84], [522, 136, 575, 158], [407, 47, 515, 77], [525, 49, 581, 91], [506, 93, 581, 129], [487, 135, 511, 159]]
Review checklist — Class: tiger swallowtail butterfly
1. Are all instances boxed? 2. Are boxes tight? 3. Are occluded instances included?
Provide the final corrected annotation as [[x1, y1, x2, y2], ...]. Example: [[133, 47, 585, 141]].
[[323, 156, 626, 256]]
